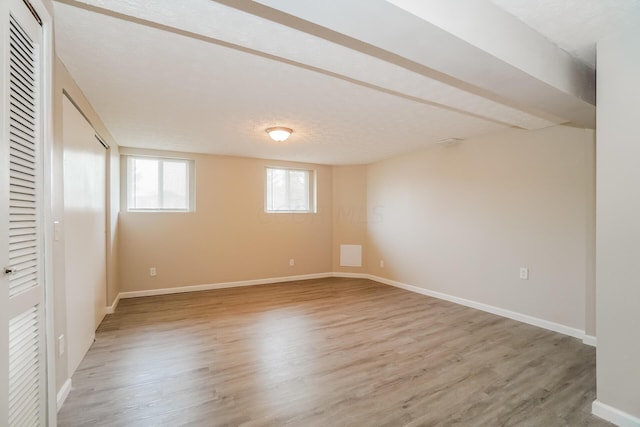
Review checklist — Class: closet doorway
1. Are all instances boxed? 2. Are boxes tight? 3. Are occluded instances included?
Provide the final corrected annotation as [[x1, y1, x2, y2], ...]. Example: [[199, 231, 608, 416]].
[[62, 94, 107, 376]]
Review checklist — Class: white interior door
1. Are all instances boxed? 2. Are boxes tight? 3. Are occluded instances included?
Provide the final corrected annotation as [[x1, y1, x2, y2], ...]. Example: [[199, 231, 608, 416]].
[[62, 95, 107, 377], [1, 0, 48, 425]]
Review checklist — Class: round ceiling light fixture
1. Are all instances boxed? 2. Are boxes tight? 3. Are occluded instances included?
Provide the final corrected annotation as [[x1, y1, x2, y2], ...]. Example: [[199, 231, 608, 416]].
[[266, 127, 293, 142]]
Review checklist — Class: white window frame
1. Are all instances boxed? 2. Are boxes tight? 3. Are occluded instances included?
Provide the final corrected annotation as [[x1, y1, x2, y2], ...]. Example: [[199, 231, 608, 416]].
[[265, 166, 316, 213], [122, 155, 196, 212]]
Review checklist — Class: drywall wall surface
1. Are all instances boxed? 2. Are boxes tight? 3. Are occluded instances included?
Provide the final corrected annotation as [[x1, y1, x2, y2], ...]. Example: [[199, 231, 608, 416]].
[[367, 125, 595, 331], [332, 165, 368, 273], [595, 27, 640, 420], [107, 143, 120, 305], [118, 149, 333, 292], [584, 139, 596, 338]]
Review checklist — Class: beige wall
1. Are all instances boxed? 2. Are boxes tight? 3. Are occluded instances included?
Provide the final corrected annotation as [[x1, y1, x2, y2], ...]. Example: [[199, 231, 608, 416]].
[[366, 126, 595, 332], [53, 58, 120, 393], [118, 149, 333, 292], [332, 166, 368, 273], [595, 27, 640, 420]]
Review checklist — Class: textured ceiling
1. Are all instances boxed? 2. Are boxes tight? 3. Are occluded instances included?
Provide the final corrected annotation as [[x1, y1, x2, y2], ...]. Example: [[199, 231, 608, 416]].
[[491, 0, 640, 69], [52, 0, 612, 165], [54, 1, 512, 164]]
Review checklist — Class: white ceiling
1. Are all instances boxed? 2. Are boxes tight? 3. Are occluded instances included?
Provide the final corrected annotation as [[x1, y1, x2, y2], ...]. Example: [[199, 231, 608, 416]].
[[52, 0, 630, 165]]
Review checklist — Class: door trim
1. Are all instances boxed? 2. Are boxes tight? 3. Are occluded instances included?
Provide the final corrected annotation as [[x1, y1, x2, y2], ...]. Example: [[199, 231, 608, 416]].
[[32, 0, 57, 423]]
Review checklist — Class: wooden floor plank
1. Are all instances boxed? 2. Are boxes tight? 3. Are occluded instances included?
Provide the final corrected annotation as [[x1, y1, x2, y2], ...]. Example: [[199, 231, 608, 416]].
[[58, 278, 611, 426]]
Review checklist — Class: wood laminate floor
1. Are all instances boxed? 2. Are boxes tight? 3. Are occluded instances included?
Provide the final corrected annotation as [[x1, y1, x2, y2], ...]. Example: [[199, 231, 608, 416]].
[[58, 278, 611, 427]]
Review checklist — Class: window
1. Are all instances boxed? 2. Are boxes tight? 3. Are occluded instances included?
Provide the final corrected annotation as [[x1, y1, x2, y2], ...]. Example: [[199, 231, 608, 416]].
[[124, 156, 195, 212], [265, 167, 315, 213]]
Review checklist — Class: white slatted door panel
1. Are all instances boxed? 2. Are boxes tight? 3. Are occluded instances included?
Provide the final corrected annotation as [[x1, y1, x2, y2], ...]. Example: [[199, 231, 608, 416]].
[[1, 0, 46, 426], [8, 306, 40, 426], [8, 7, 39, 300]]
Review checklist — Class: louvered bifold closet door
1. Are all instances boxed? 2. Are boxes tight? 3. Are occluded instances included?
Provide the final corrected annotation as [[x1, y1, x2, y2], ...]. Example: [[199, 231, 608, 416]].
[[8, 307, 41, 426], [9, 10, 39, 300], [2, 0, 47, 425]]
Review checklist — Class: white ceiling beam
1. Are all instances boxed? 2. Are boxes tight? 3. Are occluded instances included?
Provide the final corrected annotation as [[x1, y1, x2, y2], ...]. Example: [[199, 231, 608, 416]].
[[223, 0, 595, 129], [55, 0, 557, 131], [387, 0, 595, 104]]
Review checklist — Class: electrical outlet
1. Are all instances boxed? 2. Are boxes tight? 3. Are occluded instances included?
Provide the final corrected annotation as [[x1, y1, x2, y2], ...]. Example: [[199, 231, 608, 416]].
[[519, 267, 529, 280], [289, 258, 295, 267], [58, 335, 65, 357], [380, 260, 385, 268], [150, 267, 157, 277]]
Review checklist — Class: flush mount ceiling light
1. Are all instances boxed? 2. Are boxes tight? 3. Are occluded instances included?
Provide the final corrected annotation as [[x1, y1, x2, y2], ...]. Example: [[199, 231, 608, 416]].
[[266, 127, 293, 142]]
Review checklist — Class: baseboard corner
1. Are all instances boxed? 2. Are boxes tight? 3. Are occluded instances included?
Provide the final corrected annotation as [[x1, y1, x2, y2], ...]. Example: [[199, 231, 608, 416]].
[[105, 292, 121, 314], [582, 334, 597, 347], [57, 378, 72, 412], [592, 399, 640, 427]]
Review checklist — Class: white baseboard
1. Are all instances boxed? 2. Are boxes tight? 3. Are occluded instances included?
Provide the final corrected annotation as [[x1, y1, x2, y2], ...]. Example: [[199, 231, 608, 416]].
[[583, 334, 597, 347], [105, 292, 121, 314], [593, 400, 640, 427], [117, 272, 333, 299], [57, 378, 72, 412], [364, 274, 591, 343], [112, 272, 594, 346], [331, 272, 369, 279]]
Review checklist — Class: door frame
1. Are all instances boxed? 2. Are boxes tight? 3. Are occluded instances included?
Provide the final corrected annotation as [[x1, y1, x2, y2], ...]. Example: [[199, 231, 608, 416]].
[[31, 0, 57, 424]]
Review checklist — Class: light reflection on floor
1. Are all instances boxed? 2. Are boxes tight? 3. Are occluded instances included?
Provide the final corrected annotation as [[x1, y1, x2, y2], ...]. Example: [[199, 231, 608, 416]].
[[256, 309, 315, 413]]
